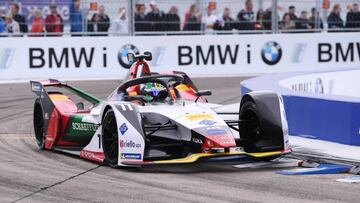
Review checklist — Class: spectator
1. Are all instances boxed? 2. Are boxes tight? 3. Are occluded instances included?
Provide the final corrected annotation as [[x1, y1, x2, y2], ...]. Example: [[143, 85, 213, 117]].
[[45, 4, 64, 36], [145, 1, 165, 31], [202, 6, 217, 33], [328, 4, 344, 31], [296, 11, 311, 30], [237, 0, 255, 30], [5, 14, 20, 36], [346, 3, 360, 28], [166, 6, 180, 31], [262, 8, 273, 30], [88, 5, 110, 36], [111, 7, 128, 35], [255, 9, 265, 30], [11, 3, 28, 33], [70, 0, 84, 36], [0, 17, 5, 34], [30, 9, 44, 36], [135, 4, 147, 31], [183, 4, 201, 31], [283, 6, 298, 21], [0, 8, 4, 21], [214, 8, 235, 31], [0, 8, 5, 34], [309, 8, 323, 30], [280, 13, 295, 30]]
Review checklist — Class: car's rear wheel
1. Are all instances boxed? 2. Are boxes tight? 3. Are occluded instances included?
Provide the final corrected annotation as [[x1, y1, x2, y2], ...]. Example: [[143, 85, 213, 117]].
[[102, 109, 119, 167], [33, 101, 45, 149]]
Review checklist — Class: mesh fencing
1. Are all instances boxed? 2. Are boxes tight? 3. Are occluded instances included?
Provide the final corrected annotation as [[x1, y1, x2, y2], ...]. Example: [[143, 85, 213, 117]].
[[0, 0, 359, 37]]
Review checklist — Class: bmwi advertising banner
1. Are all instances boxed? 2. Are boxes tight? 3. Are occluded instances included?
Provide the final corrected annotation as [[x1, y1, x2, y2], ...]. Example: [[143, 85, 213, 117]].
[[0, 32, 359, 81]]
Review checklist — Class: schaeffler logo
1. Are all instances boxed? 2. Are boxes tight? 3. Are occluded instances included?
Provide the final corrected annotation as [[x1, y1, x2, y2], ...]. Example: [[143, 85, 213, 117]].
[[117, 44, 140, 69], [261, 41, 282, 65]]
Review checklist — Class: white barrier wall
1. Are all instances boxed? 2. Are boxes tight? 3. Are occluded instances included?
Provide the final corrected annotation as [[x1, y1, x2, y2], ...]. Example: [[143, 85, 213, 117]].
[[279, 69, 360, 98], [0, 33, 359, 81]]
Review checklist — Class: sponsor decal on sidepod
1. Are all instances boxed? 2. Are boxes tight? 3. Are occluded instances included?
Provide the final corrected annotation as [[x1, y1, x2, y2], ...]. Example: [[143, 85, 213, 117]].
[[121, 153, 142, 160], [119, 123, 128, 135], [119, 140, 141, 148]]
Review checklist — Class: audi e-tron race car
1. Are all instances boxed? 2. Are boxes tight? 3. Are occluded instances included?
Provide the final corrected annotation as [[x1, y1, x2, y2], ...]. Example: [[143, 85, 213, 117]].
[[30, 52, 291, 168]]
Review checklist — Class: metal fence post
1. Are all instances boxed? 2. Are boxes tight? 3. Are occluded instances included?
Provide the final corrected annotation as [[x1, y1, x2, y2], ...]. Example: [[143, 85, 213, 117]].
[[129, 0, 135, 36], [315, 0, 321, 30], [271, 0, 278, 33]]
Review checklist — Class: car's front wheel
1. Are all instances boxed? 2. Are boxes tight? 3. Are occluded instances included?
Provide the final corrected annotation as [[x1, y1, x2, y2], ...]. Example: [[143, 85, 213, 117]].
[[33, 100, 45, 149], [102, 109, 119, 167]]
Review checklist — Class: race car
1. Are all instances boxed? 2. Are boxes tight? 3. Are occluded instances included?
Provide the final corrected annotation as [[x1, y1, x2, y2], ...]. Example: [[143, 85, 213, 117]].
[[30, 52, 290, 168]]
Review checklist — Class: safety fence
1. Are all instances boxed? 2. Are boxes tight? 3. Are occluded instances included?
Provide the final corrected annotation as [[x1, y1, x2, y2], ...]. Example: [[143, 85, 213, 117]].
[[0, 0, 359, 36]]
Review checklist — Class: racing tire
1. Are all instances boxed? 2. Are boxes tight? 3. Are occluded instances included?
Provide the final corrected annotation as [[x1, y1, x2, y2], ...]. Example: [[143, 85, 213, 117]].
[[33, 100, 45, 149], [102, 109, 119, 168], [239, 100, 263, 153]]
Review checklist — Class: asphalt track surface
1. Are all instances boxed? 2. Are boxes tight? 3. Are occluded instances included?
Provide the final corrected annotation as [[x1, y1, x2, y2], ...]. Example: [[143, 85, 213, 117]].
[[1, 77, 359, 203]]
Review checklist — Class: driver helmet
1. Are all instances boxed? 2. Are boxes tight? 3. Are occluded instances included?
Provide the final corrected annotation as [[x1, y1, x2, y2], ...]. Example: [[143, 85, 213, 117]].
[[140, 82, 168, 102]]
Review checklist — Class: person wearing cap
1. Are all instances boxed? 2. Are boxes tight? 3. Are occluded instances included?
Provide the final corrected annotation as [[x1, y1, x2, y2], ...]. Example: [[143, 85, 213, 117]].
[[11, 3, 28, 33], [5, 14, 20, 36], [145, 1, 165, 31], [45, 4, 64, 36]]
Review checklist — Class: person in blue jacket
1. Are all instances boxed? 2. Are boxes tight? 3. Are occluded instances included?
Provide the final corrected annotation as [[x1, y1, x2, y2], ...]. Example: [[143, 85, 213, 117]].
[[70, 0, 84, 36], [0, 18, 6, 34]]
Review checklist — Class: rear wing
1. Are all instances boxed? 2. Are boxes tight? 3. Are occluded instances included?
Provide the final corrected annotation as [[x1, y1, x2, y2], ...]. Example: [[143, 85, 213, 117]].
[[30, 79, 60, 95], [30, 79, 102, 105]]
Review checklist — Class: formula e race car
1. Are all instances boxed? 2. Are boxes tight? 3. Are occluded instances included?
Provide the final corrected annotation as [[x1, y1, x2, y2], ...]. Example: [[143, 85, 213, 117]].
[[30, 52, 290, 168]]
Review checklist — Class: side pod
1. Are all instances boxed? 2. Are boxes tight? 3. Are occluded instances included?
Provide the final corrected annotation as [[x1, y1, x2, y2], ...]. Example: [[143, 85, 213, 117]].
[[30, 81, 58, 149], [239, 91, 289, 153]]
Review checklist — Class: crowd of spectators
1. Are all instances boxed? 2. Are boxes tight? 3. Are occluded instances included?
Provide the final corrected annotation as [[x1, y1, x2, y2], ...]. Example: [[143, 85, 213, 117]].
[[134, 0, 360, 33], [0, 0, 124, 37], [280, 3, 360, 32], [0, 0, 359, 37]]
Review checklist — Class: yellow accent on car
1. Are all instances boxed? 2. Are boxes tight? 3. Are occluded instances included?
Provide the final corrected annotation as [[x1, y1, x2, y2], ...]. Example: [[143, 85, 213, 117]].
[[49, 94, 70, 101], [128, 91, 138, 96], [175, 84, 190, 91], [152, 151, 284, 164], [185, 113, 215, 121]]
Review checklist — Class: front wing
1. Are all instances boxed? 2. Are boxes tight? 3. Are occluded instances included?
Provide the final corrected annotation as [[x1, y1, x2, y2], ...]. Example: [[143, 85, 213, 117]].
[[121, 149, 292, 166]]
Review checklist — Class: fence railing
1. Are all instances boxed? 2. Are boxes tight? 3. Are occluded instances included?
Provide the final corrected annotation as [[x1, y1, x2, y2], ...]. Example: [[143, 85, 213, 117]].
[[0, 0, 359, 37]]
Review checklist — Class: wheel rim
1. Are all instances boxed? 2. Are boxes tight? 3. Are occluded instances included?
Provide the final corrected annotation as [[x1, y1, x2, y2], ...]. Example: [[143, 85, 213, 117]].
[[103, 112, 118, 164]]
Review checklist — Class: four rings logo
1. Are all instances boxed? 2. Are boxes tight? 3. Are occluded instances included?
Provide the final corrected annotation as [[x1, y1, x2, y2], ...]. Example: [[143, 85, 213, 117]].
[[261, 41, 282, 65], [117, 44, 140, 69]]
